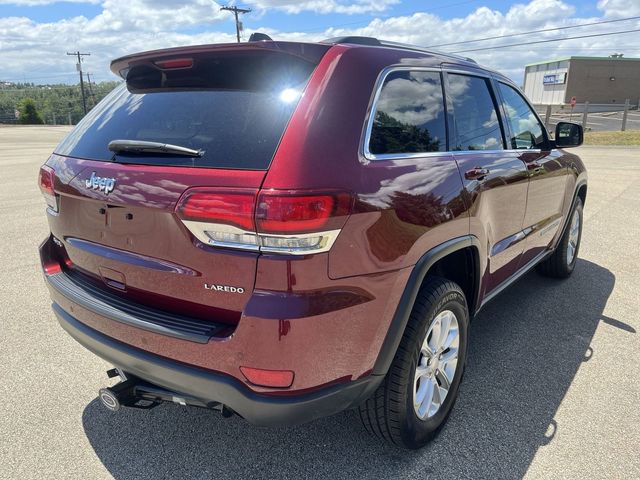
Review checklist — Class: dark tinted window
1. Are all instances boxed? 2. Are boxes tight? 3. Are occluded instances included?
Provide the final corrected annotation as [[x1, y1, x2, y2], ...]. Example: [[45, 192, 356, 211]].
[[497, 82, 546, 149], [369, 70, 446, 155], [55, 52, 319, 169], [448, 74, 503, 151]]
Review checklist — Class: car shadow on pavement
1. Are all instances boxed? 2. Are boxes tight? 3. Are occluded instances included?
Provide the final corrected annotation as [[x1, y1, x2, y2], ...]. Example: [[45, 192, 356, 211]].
[[82, 259, 622, 479]]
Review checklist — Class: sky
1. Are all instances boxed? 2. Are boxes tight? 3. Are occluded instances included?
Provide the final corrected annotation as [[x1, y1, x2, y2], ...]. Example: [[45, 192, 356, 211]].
[[0, 0, 639, 85]]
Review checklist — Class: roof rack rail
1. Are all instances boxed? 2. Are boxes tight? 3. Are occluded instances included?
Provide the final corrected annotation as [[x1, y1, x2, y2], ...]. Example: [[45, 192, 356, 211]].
[[321, 36, 477, 64]]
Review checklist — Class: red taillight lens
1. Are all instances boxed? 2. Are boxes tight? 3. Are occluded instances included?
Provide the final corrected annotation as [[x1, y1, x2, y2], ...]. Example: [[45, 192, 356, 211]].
[[175, 189, 257, 231], [38, 165, 55, 195], [240, 366, 294, 388], [38, 165, 58, 212], [256, 191, 352, 233], [154, 58, 194, 69]]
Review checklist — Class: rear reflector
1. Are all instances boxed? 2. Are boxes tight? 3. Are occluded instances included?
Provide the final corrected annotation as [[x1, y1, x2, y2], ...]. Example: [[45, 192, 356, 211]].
[[154, 58, 194, 70], [240, 366, 294, 388], [38, 165, 58, 213], [175, 188, 352, 255]]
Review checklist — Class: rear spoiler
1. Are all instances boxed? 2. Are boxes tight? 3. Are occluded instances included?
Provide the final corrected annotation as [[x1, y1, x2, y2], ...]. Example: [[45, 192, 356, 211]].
[[110, 41, 330, 79]]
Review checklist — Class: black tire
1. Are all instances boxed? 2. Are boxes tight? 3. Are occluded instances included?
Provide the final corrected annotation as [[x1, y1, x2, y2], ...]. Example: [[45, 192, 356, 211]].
[[537, 197, 583, 279], [358, 276, 469, 449]]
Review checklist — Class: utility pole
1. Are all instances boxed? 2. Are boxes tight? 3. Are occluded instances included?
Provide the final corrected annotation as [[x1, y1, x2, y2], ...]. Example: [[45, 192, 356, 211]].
[[220, 5, 251, 43], [66, 51, 90, 115]]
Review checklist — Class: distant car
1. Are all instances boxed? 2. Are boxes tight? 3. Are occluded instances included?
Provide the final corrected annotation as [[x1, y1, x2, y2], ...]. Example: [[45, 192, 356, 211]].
[[38, 36, 587, 449]]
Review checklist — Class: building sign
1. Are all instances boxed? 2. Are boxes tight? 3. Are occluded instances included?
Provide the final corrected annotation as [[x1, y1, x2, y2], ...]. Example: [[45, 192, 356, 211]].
[[543, 73, 566, 85]]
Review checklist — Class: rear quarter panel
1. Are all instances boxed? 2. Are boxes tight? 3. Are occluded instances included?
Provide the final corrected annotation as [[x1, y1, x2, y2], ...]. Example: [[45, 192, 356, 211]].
[[263, 46, 473, 279]]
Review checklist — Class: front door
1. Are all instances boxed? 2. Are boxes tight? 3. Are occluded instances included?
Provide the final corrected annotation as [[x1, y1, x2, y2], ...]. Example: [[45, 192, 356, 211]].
[[494, 81, 567, 266]]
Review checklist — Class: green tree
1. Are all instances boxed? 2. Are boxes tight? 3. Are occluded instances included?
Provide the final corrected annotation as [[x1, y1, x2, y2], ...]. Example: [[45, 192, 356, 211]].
[[18, 98, 44, 124], [370, 111, 441, 154]]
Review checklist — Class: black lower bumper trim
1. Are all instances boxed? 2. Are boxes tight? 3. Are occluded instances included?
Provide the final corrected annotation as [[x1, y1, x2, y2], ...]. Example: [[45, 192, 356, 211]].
[[53, 303, 381, 426], [47, 269, 225, 344]]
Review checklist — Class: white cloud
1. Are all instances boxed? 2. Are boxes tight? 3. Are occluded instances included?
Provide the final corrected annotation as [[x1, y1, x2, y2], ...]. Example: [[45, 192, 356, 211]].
[[598, 0, 640, 18], [86, 0, 226, 33], [0, 0, 639, 85], [0, 0, 99, 5], [245, 0, 399, 15]]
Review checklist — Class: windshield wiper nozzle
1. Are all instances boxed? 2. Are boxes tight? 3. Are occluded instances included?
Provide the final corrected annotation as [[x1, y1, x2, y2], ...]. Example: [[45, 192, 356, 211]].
[[108, 140, 204, 157]]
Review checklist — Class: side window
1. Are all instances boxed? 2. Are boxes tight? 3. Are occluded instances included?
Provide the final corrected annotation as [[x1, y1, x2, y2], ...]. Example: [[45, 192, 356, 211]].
[[447, 73, 503, 151], [369, 70, 447, 155], [497, 82, 546, 149]]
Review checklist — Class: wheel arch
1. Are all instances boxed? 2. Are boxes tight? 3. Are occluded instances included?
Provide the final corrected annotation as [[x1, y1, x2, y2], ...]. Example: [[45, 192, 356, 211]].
[[372, 235, 481, 376], [554, 179, 588, 251]]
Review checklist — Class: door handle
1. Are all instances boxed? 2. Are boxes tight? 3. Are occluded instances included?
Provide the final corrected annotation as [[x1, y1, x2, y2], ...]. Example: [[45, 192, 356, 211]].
[[527, 162, 543, 175], [465, 167, 490, 180]]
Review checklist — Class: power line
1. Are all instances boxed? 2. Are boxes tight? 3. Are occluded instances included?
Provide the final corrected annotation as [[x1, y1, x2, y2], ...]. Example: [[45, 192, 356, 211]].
[[427, 15, 640, 48], [66, 51, 90, 114], [286, 0, 481, 34], [450, 28, 640, 53], [220, 5, 251, 43], [0, 72, 77, 82]]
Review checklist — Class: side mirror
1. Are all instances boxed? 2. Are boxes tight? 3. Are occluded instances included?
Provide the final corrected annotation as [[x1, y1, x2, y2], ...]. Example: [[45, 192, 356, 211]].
[[555, 122, 583, 148]]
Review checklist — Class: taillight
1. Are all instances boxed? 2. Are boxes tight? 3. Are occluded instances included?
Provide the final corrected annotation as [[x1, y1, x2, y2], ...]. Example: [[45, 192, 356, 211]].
[[177, 189, 256, 231], [176, 189, 260, 251], [38, 165, 58, 213], [175, 188, 352, 255], [256, 192, 351, 233]]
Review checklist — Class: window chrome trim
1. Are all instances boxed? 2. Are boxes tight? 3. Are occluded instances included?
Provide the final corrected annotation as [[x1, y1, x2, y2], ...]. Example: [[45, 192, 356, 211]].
[[361, 65, 545, 162], [451, 148, 542, 156], [362, 66, 446, 162]]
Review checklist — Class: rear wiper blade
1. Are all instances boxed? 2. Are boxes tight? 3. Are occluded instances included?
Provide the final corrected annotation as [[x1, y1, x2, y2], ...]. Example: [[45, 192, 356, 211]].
[[108, 139, 204, 157]]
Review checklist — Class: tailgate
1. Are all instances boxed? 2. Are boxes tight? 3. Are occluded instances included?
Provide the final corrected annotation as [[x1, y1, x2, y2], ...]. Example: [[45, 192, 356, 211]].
[[47, 156, 266, 324], [42, 43, 329, 325]]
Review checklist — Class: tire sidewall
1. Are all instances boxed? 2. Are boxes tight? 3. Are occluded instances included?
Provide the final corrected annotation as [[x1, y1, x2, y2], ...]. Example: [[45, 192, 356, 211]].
[[561, 198, 584, 273], [401, 288, 469, 448]]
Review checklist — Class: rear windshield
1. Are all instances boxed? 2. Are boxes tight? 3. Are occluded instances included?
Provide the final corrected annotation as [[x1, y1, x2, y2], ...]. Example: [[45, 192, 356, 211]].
[[55, 51, 320, 169]]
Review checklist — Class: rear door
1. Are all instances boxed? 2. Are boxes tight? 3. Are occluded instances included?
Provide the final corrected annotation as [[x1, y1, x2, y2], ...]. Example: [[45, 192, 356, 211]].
[[445, 71, 529, 294], [45, 45, 328, 325]]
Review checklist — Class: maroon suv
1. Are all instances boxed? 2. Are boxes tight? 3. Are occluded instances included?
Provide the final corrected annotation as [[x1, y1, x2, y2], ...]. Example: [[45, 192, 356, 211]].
[[38, 36, 587, 449]]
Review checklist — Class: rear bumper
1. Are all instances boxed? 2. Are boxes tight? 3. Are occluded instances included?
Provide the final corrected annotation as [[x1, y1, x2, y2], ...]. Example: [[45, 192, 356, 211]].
[[53, 303, 381, 426]]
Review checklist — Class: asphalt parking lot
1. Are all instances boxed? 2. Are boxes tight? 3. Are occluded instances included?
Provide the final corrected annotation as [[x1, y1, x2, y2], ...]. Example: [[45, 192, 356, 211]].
[[539, 108, 640, 132], [1, 125, 639, 479]]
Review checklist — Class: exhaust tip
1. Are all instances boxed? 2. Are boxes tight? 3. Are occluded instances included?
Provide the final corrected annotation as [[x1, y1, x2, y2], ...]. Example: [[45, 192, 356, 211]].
[[99, 387, 122, 411]]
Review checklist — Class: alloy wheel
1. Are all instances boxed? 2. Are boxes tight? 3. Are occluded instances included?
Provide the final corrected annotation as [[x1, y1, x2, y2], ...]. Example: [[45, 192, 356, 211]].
[[567, 209, 581, 265], [413, 310, 460, 420]]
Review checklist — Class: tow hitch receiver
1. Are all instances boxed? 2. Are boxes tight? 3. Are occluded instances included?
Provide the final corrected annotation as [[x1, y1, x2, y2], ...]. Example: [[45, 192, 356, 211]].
[[98, 369, 235, 417]]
